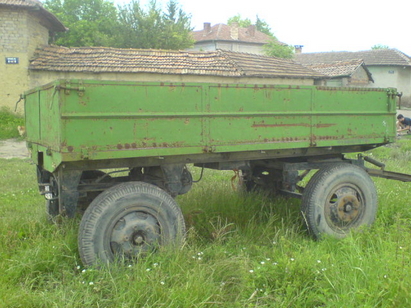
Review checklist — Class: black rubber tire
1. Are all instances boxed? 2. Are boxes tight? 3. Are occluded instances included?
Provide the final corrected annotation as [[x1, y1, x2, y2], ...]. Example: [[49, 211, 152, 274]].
[[78, 181, 185, 266], [301, 164, 377, 239]]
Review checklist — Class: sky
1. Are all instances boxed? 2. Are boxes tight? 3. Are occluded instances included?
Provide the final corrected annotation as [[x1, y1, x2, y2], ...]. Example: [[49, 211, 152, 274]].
[[112, 0, 411, 56]]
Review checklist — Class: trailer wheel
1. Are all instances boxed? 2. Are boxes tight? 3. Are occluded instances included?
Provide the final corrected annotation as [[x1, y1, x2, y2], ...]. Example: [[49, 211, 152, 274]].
[[78, 182, 185, 266], [302, 164, 377, 239]]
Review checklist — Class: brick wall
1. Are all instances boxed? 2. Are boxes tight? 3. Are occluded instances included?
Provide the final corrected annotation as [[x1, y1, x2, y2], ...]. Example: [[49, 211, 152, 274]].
[[0, 7, 49, 113], [0, 9, 28, 53]]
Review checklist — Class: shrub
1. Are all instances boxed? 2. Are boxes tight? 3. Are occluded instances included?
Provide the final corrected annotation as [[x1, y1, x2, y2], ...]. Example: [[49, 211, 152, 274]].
[[0, 107, 25, 140]]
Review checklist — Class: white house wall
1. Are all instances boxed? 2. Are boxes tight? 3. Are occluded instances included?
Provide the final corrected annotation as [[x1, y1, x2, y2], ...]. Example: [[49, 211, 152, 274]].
[[366, 66, 411, 106], [188, 41, 265, 55]]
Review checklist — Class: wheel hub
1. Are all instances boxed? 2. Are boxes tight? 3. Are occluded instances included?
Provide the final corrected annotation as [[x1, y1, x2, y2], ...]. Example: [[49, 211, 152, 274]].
[[326, 186, 364, 230], [110, 211, 160, 258], [132, 232, 145, 245], [337, 195, 360, 222]]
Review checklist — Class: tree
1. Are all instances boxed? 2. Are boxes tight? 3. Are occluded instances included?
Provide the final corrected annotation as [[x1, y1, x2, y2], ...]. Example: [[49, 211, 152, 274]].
[[263, 40, 294, 59], [255, 15, 272, 36], [44, 0, 119, 47], [227, 15, 294, 59], [371, 44, 390, 50], [227, 14, 252, 28], [115, 0, 194, 50]]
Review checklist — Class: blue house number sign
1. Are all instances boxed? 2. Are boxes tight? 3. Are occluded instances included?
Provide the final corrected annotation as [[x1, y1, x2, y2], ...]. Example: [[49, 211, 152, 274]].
[[5, 57, 19, 64]]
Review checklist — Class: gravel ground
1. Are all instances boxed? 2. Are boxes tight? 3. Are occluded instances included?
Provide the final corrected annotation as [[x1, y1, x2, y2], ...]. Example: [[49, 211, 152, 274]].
[[0, 139, 29, 159]]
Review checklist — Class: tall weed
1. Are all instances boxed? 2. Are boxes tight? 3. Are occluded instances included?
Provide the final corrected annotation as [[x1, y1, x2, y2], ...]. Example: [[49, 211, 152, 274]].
[[0, 107, 24, 140], [2, 138, 411, 306]]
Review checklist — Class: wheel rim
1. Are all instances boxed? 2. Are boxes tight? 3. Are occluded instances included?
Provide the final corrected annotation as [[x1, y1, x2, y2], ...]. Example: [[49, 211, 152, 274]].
[[109, 210, 161, 260], [324, 184, 364, 231]]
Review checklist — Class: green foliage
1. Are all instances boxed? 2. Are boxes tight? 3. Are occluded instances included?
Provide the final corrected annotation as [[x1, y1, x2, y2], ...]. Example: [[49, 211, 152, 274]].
[[264, 39, 295, 59], [372, 44, 390, 50], [3, 139, 411, 306], [227, 14, 272, 36], [227, 15, 294, 59], [44, 0, 119, 47], [0, 107, 24, 140], [255, 15, 272, 36], [227, 14, 252, 28], [43, 0, 194, 50], [115, 0, 194, 49]]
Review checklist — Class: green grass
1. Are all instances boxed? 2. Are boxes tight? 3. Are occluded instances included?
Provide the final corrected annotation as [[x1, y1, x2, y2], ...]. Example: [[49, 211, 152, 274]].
[[0, 107, 24, 140], [2, 140, 411, 307]]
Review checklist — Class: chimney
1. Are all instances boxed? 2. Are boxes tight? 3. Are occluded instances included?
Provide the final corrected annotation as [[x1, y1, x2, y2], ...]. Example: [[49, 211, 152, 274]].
[[230, 22, 239, 40], [294, 45, 304, 54], [203, 22, 211, 33], [247, 25, 256, 37]]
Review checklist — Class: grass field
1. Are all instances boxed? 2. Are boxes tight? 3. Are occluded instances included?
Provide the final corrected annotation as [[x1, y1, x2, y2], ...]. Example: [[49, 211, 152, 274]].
[[1, 140, 411, 307]]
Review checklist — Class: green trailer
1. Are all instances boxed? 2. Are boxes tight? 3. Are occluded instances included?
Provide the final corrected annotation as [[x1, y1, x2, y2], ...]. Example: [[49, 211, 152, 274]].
[[24, 79, 405, 266]]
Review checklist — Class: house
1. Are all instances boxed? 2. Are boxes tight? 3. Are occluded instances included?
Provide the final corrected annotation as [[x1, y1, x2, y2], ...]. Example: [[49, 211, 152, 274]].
[[28, 46, 325, 87], [189, 22, 275, 55], [1, 1, 325, 113], [0, 0, 66, 113], [295, 49, 411, 106], [303, 59, 374, 87]]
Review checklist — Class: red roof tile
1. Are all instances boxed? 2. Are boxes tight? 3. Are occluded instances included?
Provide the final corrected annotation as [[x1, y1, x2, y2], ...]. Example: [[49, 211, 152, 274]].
[[295, 49, 411, 66], [304, 60, 374, 82], [29, 46, 324, 79]]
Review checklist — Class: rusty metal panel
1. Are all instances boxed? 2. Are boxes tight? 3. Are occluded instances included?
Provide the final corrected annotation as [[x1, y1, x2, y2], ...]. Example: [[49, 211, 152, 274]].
[[207, 85, 314, 151], [59, 81, 204, 158], [312, 87, 396, 147], [24, 80, 397, 173]]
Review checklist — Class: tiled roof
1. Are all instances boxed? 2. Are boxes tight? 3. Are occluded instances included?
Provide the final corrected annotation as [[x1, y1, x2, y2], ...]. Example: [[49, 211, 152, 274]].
[[304, 59, 374, 82], [305, 59, 360, 76], [192, 23, 274, 44], [0, 0, 66, 32], [295, 49, 411, 66], [0, 0, 41, 6], [29, 46, 325, 79]]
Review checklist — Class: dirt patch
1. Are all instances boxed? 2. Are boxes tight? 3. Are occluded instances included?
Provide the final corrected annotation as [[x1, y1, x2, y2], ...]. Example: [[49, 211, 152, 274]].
[[0, 139, 29, 159]]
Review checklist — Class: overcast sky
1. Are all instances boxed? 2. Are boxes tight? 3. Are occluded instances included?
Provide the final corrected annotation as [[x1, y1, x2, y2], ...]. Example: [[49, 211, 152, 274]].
[[112, 0, 410, 56]]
